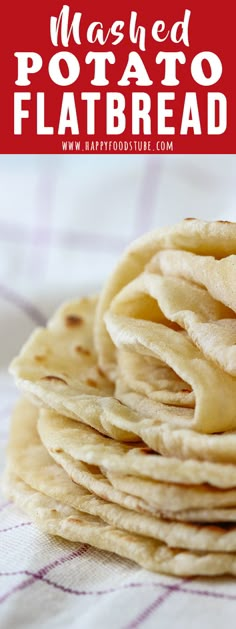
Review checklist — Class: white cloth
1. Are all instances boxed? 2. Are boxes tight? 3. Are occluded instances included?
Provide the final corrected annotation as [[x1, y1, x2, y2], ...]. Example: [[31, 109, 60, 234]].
[[1, 154, 236, 629]]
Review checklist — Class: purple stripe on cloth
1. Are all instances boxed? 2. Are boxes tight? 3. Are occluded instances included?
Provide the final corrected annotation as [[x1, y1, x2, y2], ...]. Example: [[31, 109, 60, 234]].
[[123, 578, 190, 629], [134, 156, 161, 237], [35, 546, 89, 577], [1, 568, 236, 603], [0, 502, 11, 513], [31, 574, 86, 595], [0, 545, 88, 605], [0, 522, 31, 534], [0, 576, 38, 603], [124, 589, 174, 629], [0, 283, 46, 326], [0, 571, 28, 577], [0, 221, 127, 253], [24, 576, 178, 599], [178, 584, 236, 600]]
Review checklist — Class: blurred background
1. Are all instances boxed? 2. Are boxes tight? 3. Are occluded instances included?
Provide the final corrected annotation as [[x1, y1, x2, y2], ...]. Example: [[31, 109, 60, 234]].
[[0, 153, 236, 424]]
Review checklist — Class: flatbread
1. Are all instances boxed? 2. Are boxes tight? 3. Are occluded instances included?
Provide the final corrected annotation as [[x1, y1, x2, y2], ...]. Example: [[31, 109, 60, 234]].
[[7, 218, 236, 577], [104, 274, 236, 433], [11, 399, 236, 517], [9, 296, 136, 441], [112, 270, 235, 376], [38, 408, 236, 489], [5, 469, 236, 576], [113, 380, 236, 464], [6, 399, 236, 559], [53, 450, 236, 523], [152, 249, 236, 329], [95, 219, 236, 378], [117, 349, 195, 408]]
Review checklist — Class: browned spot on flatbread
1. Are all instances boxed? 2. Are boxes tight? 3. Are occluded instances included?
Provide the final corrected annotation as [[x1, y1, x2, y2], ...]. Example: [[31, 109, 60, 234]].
[[86, 378, 98, 388], [35, 355, 46, 362], [41, 376, 67, 384], [65, 314, 83, 327], [75, 345, 91, 356], [217, 220, 232, 224], [68, 518, 82, 524], [181, 389, 191, 393], [139, 447, 156, 455], [184, 217, 196, 221], [97, 366, 106, 378], [50, 448, 63, 455], [88, 464, 101, 474]]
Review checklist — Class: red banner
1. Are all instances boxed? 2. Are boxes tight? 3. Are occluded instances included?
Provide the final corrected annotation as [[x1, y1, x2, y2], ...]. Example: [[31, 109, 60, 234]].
[[1, 0, 235, 153]]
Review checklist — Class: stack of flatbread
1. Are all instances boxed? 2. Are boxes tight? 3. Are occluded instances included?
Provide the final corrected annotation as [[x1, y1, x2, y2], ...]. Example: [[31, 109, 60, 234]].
[[4, 218, 236, 576]]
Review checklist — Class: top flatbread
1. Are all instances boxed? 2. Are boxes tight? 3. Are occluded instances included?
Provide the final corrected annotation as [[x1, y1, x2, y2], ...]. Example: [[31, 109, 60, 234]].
[[95, 219, 236, 379]]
